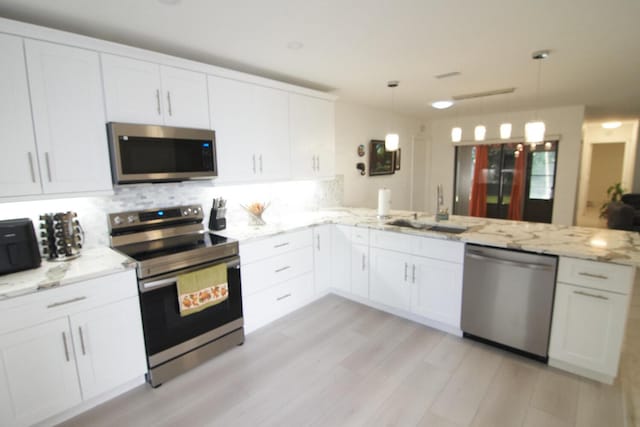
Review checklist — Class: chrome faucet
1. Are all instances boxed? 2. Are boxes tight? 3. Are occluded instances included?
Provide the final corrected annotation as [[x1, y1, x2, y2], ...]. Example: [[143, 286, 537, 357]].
[[435, 184, 449, 221]]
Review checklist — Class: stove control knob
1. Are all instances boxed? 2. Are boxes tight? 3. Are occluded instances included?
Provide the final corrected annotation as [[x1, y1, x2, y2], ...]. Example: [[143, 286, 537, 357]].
[[193, 207, 200, 215], [127, 215, 136, 224], [112, 216, 122, 225]]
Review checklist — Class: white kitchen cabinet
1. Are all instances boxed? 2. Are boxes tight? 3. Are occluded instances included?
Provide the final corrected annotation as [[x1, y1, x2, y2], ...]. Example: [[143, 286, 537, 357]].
[[102, 54, 210, 129], [208, 75, 290, 183], [25, 39, 112, 194], [313, 225, 332, 295], [351, 243, 369, 299], [331, 225, 352, 293], [369, 247, 412, 311], [0, 34, 41, 197], [289, 93, 335, 179], [411, 256, 462, 329]]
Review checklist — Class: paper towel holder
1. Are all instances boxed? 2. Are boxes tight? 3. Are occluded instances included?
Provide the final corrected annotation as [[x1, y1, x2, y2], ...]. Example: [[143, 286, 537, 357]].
[[356, 162, 366, 175]]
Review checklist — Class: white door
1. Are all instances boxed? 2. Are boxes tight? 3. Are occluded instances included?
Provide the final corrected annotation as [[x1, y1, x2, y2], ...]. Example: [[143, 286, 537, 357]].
[[0, 318, 81, 427], [369, 247, 411, 311], [330, 225, 352, 293], [549, 283, 628, 376], [351, 243, 369, 299], [253, 85, 290, 181], [0, 34, 41, 197], [101, 54, 164, 125], [411, 256, 463, 328], [313, 225, 332, 295], [160, 66, 210, 129], [25, 40, 112, 194]]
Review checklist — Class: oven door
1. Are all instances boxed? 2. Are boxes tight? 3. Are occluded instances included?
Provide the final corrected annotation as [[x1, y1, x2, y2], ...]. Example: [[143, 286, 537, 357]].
[[137, 256, 243, 368]]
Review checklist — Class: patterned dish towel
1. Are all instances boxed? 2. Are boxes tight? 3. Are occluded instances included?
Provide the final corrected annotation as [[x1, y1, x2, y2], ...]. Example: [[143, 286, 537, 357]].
[[177, 264, 228, 316]]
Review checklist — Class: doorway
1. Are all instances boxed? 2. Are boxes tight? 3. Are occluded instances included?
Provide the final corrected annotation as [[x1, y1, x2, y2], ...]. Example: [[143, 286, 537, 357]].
[[581, 142, 625, 227]]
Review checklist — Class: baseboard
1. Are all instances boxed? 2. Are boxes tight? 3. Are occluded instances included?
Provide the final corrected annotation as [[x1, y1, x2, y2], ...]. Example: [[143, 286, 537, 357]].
[[548, 358, 615, 384]]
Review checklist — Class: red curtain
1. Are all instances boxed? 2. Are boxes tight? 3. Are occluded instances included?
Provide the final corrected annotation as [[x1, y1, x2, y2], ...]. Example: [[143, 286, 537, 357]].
[[507, 149, 525, 220], [469, 145, 488, 217]]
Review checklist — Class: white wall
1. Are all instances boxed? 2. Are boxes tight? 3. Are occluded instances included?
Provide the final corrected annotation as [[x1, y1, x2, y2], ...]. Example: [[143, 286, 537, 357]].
[[335, 101, 425, 210], [426, 105, 585, 225]]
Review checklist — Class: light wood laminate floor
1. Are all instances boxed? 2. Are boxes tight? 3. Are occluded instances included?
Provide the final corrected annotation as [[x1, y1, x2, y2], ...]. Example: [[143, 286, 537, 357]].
[[61, 286, 637, 427]]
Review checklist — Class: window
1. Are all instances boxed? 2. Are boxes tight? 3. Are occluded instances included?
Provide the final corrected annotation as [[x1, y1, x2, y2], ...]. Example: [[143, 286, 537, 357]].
[[528, 151, 556, 200]]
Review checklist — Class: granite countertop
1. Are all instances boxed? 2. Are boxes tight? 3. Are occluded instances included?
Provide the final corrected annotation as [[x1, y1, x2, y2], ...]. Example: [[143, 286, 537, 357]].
[[0, 247, 136, 300], [216, 207, 640, 267]]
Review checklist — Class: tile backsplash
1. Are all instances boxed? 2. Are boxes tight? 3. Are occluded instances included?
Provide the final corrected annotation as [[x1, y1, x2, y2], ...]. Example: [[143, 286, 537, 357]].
[[0, 177, 343, 249]]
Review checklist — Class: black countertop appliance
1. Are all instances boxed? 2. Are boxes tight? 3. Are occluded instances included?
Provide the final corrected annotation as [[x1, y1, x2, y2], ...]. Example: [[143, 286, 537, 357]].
[[0, 219, 41, 275]]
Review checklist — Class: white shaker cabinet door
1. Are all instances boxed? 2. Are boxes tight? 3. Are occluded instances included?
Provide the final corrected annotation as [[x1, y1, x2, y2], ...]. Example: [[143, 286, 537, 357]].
[[160, 65, 210, 129], [101, 54, 164, 125], [252, 84, 290, 181], [351, 243, 369, 299], [25, 40, 112, 194], [411, 256, 462, 329], [313, 225, 332, 295], [369, 247, 411, 311], [0, 34, 42, 197], [0, 317, 81, 427], [331, 225, 352, 293]]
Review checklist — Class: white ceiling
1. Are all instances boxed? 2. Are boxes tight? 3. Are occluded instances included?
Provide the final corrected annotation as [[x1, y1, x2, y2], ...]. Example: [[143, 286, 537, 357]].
[[1, 0, 639, 121]]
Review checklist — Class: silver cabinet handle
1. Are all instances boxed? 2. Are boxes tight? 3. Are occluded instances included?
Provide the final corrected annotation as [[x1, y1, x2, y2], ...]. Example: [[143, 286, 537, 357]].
[[404, 262, 408, 281], [275, 266, 290, 273], [156, 89, 161, 115], [312, 155, 316, 172], [252, 155, 256, 173], [276, 293, 292, 301], [574, 290, 609, 300], [274, 242, 289, 248], [47, 296, 87, 309], [259, 154, 263, 173], [316, 234, 320, 251], [412, 264, 416, 283], [167, 91, 173, 116], [316, 155, 320, 172], [27, 152, 36, 183], [79, 326, 86, 355], [62, 332, 70, 362], [578, 272, 608, 280], [361, 254, 366, 271], [44, 152, 52, 182], [467, 252, 553, 270]]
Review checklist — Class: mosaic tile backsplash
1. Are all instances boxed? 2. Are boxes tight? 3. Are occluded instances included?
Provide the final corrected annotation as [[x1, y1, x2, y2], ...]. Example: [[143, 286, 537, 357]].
[[0, 177, 344, 249]]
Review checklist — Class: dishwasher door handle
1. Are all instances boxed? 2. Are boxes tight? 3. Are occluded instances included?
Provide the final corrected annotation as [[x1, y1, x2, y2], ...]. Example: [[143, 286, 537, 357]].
[[466, 252, 553, 271]]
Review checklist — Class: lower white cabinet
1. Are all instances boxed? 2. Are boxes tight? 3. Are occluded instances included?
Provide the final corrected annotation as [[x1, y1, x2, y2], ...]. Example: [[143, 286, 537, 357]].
[[330, 225, 352, 293], [411, 256, 462, 329], [369, 247, 412, 311], [313, 225, 332, 295], [351, 243, 369, 299]]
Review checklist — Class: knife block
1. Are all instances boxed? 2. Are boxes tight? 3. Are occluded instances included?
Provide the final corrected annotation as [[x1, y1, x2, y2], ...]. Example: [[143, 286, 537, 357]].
[[209, 208, 226, 231]]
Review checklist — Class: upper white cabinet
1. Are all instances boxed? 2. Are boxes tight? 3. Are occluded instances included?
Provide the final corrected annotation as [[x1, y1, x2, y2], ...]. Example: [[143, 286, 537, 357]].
[[289, 94, 335, 179], [25, 40, 112, 194], [208, 75, 290, 182], [102, 54, 210, 129], [0, 34, 41, 197]]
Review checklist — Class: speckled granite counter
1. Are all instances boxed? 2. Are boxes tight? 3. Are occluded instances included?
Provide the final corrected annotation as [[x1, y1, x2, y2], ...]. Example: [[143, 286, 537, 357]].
[[0, 247, 136, 299], [215, 207, 640, 267]]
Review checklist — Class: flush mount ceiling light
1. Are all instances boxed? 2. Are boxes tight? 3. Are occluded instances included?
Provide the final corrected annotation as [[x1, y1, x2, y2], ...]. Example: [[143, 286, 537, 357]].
[[385, 81, 400, 151], [431, 100, 454, 110], [525, 50, 550, 144], [474, 125, 486, 141], [602, 121, 622, 129], [451, 127, 462, 143], [286, 41, 304, 50]]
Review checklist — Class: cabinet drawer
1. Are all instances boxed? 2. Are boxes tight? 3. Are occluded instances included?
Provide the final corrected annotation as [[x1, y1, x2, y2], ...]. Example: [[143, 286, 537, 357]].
[[351, 227, 370, 245], [240, 228, 312, 264], [241, 246, 313, 296], [0, 269, 138, 335], [370, 230, 414, 253], [412, 237, 464, 264], [558, 257, 634, 294]]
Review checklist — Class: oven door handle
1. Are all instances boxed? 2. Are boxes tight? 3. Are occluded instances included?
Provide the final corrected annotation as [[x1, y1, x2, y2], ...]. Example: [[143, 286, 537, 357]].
[[139, 256, 240, 292]]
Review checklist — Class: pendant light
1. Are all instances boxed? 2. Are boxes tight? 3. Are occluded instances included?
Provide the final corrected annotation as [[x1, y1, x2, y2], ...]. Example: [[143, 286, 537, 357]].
[[451, 127, 462, 143], [474, 125, 486, 141], [500, 123, 512, 139], [525, 50, 549, 145], [385, 81, 400, 151]]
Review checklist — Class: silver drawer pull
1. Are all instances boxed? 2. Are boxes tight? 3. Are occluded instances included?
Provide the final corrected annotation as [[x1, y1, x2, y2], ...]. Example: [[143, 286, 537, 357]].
[[275, 266, 291, 273], [155, 89, 161, 115], [578, 272, 608, 280], [27, 152, 36, 182], [47, 296, 87, 309], [79, 326, 87, 355], [62, 332, 70, 362], [574, 290, 609, 300], [276, 293, 292, 301], [404, 262, 408, 281], [273, 242, 290, 248]]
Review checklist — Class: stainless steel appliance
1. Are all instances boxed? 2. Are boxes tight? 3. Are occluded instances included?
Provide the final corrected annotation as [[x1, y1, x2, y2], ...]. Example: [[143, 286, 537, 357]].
[[109, 204, 243, 387], [39, 212, 84, 261], [107, 122, 217, 184], [461, 244, 558, 361], [0, 219, 41, 275]]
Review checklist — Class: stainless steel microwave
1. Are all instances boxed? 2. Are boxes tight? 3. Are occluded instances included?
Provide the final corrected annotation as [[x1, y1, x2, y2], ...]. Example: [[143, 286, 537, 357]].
[[107, 122, 217, 184]]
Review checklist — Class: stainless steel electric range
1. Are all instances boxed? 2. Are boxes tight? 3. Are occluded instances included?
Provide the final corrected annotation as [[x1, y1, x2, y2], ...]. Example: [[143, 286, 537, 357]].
[[109, 204, 244, 387]]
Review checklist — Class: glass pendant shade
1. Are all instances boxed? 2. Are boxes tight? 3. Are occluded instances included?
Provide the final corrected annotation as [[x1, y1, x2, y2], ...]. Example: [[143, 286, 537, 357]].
[[474, 125, 486, 141], [385, 133, 399, 151], [525, 121, 545, 143], [451, 127, 462, 143], [499, 123, 512, 139]]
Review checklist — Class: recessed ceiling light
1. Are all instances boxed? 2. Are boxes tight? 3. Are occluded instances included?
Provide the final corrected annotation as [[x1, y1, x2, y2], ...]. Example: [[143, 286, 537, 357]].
[[287, 41, 304, 50], [602, 121, 622, 129], [431, 100, 454, 110]]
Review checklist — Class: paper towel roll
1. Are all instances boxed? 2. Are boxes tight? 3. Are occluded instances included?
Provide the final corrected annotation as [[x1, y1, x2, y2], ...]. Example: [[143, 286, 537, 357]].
[[377, 188, 391, 217]]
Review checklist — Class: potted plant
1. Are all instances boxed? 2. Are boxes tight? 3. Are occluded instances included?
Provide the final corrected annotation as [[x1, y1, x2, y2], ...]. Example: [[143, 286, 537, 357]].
[[599, 182, 626, 218]]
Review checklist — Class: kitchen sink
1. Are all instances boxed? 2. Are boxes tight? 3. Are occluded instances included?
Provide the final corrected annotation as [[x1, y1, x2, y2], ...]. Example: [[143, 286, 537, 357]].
[[386, 218, 467, 234]]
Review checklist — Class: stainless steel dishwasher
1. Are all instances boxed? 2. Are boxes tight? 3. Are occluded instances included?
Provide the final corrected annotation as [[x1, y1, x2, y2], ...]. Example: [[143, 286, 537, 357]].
[[461, 244, 558, 361]]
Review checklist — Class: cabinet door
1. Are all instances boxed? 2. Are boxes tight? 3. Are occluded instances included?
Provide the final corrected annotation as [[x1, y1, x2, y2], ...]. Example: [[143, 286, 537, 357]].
[[351, 243, 369, 299], [331, 225, 352, 293], [0, 318, 81, 427], [411, 256, 462, 328], [289, 94, 335, 179], [71, 296, 147, 400], [160, 65, 210, 129], [549, 283, 628, 377], [369, 247, 411, 311], [25, 40, 112, 194], [313, 225, 332, 295], [253, 85, 290, 181], [101, 54, 164, 125], [0, 34, 42, 197]]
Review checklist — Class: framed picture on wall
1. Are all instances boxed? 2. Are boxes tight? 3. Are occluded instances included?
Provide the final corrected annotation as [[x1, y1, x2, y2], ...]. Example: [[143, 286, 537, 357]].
[[368, 140, 395, 176]]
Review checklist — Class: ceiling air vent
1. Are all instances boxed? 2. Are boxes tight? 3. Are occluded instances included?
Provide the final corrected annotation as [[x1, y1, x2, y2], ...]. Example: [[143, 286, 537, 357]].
[[452, 87, 516, 101], [434, 71, 461, 79]]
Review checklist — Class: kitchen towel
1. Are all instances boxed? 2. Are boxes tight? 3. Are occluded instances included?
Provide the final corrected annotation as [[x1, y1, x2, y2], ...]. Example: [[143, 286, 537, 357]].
[[177, 264, 228, 317], [378, 188, 391, 217]]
